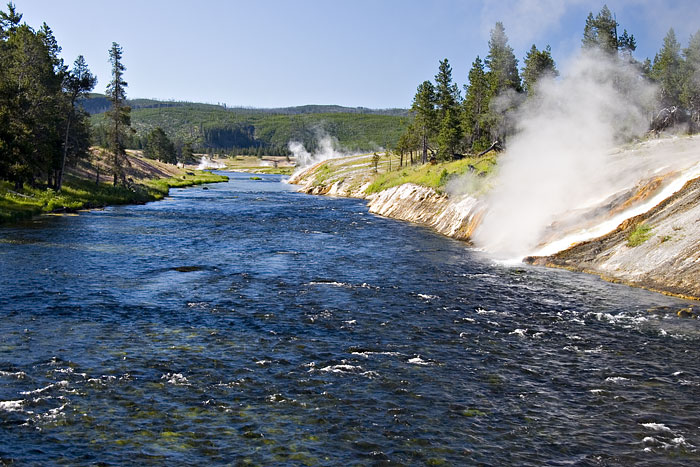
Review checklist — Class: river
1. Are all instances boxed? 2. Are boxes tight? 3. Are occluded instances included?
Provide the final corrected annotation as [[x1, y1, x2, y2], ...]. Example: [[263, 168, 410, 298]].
[[1, 172, 698, 465]]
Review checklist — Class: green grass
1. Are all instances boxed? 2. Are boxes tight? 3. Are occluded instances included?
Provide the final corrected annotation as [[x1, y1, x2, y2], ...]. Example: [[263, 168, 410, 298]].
[[627, 223, 653, 247], [0, 171, 227, 224], [142, 171, 228, 195], [365, 155, 497, 195], [313, 162, 336, 186]]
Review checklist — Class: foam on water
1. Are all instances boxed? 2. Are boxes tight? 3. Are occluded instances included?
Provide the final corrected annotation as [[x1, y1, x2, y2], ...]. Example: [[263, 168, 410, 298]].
[[161, 373, 189, 385], [605, 376, 630, 383], [407, 356, 432, 366], [0, 400, 25, 412], [642, 422, 672, 432], [318, 364, 364, 374], [20, 381, 68, 395]]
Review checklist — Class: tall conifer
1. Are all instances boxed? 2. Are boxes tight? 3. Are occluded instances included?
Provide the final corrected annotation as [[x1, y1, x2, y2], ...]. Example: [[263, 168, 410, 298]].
[[411, 81, 437, 164], [106, 42, 132, 185], [434, 59, 461, 160], [485, 22, 522, 94], [462, 56, 492, 152], [522, 45, 558, 95], [681, 30, 700, 129], [651, 29, 684, 108]]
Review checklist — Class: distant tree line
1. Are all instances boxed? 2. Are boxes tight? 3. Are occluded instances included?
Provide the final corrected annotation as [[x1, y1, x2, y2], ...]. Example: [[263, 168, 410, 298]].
[[89, 105, 406, 158], [0, 2, 95, 190], [395, 4, 700, 165]]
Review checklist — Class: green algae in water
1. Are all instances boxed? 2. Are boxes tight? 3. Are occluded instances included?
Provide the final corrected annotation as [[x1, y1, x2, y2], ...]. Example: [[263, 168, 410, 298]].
[[461, 408, 487, 417]]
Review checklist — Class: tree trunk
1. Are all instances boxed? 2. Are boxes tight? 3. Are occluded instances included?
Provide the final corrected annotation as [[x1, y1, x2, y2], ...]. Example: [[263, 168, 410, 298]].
[[57, 111, 73, 191], [113, 151, 118, 186]]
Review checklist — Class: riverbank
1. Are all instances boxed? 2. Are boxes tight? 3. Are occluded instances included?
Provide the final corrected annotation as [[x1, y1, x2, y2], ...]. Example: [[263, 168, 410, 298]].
[[289, 152, 492, 241], [198, 154, 296, 175], [0, 150, 228, 223], [289, 137, 700, 302], [288, 152, 491, 241], [526, 173, 700, 301]]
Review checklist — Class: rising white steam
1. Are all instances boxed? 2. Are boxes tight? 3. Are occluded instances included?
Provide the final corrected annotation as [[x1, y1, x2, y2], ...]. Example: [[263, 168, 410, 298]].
[[196, 156, 226, 170], [288, 134, 348, 171], [473, 49, 660, 259]]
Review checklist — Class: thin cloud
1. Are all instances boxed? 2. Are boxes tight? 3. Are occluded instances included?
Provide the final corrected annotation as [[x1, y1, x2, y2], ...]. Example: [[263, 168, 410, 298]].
[[479, 0, 588, 50]]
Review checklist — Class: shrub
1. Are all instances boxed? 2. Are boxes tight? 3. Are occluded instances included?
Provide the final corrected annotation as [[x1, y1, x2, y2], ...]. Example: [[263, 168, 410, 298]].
[[627, 223, 653, 247]]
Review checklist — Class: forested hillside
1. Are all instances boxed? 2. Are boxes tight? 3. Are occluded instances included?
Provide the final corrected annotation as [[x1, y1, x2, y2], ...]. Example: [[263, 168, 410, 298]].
[[86, 96, 410, 156]]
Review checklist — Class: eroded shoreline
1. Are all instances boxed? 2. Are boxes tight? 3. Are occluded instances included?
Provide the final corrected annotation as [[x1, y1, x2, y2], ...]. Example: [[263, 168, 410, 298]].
[[289, 141, 700, 304]]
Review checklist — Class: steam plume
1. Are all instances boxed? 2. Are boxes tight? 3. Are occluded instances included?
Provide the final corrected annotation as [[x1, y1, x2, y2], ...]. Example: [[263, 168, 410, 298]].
[[288, 133, 351, 174], [196, 156, 226, 170], [473, 49, 659, 259]]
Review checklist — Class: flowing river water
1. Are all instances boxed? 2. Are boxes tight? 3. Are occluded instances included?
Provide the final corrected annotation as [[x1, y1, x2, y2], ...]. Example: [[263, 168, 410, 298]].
[[1, 172, 699, 465]]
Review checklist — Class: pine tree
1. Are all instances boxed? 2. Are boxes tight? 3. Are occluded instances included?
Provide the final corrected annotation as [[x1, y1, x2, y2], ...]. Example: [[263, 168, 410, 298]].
[[582, 12, 597, 48], [462, 56, 492, 152], [618, 29, 637, 56], [434, 59, 461, 119], [582, 5, 618, 53], [7, 23, 63, 187], [411, 80, 437, 163], [437, 107, 460, 160], [144, 127, 176, 164], [651, 28, 684, 108], [0, 2, 21, 34], [106, 42, 132, 186], [641, 57, 653, 78], [581, 5, 636, 57], [484, 23, 522, 145], [434, 59, 461, 160], [58, 55, 96, 190], [181, 141, 195, 163], [681, 30, 700, 129], [522, 44, 558, 95], [485, 22, 522, 94], [394, 129, 410, 168]]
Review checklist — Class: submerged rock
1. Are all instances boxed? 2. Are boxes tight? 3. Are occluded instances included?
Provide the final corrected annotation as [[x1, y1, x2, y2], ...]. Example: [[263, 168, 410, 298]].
[[172, 266, 205, 272]]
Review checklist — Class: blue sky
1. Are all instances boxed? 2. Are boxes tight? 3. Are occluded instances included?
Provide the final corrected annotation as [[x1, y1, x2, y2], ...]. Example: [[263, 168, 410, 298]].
[[12, 0, 700, 108]]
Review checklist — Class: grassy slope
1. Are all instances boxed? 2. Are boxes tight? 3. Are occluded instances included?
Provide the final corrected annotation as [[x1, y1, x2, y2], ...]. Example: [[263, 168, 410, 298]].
[[303, 152, 498, 196], [0, 163, 227, 224], [365, 155, 497, 194]]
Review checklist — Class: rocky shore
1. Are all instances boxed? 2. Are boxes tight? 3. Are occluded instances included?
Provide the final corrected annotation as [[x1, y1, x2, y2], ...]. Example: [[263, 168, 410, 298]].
[[288, 156, 484, 242], [290, 137, 700, 301], [526, 175, 700, 300]]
